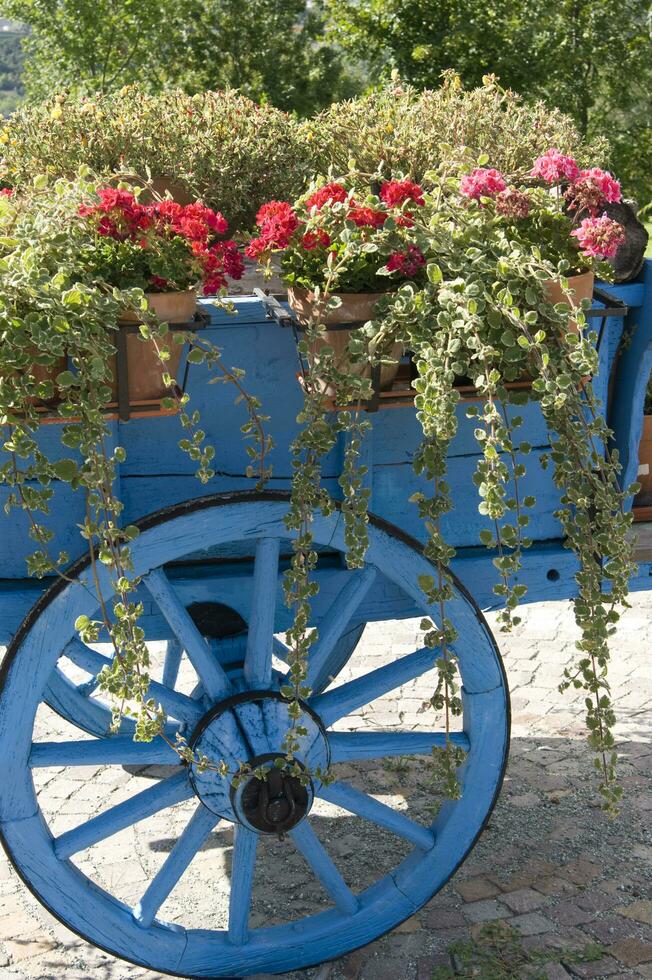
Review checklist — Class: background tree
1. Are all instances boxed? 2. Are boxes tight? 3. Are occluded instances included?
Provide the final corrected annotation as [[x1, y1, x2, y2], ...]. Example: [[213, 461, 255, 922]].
[[325, 0, 652, 206], [0, 0, 196, 99], [0, 0, 359, 115], [180, 0, 360, 116]]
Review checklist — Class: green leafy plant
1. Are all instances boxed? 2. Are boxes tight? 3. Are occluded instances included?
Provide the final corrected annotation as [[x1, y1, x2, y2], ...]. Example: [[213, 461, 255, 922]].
[[432, 920, 605, 979], [303, 74, 608, 190], [249, 160, 635, 812], [0, 174, 271, 761], [0, 87, 311, 231]]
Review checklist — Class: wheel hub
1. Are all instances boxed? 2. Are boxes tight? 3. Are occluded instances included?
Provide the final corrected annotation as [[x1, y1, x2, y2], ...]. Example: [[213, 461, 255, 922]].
[[187, 691, 329, 831], [232, 754, 312, 834]]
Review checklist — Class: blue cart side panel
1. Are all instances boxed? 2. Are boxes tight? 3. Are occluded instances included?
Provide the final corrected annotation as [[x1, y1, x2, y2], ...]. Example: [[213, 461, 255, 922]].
[[0, 269, 650, 581]]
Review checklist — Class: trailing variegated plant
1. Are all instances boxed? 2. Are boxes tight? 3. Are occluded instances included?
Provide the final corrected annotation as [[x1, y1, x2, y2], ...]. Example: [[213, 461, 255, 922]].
[[250, 160, 635, 814], [0, 174, 271, 767]]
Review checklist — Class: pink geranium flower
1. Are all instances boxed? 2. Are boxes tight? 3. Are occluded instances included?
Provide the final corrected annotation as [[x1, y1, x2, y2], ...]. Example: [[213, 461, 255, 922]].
[[577, 168, 621, 203], [460, 168, 507, 200], [570, 214, 626, 259], [531, 149, 579, 184]]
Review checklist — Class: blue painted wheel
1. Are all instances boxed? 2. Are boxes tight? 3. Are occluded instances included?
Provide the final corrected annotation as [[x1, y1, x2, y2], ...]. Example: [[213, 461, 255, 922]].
[[0, 493, 509, 978]]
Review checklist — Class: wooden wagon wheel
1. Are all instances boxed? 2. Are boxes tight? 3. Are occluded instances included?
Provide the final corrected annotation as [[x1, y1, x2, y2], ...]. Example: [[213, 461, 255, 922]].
[[0, 493, 509, 978]]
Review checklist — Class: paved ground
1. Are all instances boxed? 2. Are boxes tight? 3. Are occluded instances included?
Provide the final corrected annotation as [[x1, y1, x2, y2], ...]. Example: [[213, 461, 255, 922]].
[[0, 591, 650, 980]]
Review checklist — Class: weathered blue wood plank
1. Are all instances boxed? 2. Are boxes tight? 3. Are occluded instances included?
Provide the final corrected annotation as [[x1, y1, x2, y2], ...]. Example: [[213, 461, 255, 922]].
[[306, 567, 376, 691], [311, 646, 443, 727], [609, 262, 652, 498], [228, 825, 258, 945], [54, 771, 192, 859], [134, 804, 219, 928], [329, 730, 469, 764], [290, 820, 358, 915], [143, 568, 232, 700], [319, 781, 435, 851], [244, 537, 281, 689], [29, 736, 180, 768], [63, 638, 203, 727], [162, 639, 183, 690]]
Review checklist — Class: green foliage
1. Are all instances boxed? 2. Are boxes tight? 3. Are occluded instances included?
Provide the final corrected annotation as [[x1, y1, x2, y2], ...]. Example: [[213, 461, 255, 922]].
[[0, 175, 270, 763], [0, 0, 193, 99], [177, 0, 360, 117], [270, 166, 635, 810], [0, 0, 357, 116], [305, 75, 606, 186], [433, 920, 605, 979], [0, 87, 311, 231]]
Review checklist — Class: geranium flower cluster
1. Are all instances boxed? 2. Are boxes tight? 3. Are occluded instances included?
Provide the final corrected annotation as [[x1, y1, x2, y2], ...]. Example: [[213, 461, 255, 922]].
[[570, 215, 626, 259], [246, 178, 428, 292], [458, 150, 626, 267], [459, 168, 507, 200], [80, 189, 244, 294]]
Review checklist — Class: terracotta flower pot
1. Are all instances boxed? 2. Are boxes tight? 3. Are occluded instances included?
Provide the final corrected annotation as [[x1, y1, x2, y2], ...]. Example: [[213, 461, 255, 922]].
[[286, 285, 403, 393], [0, 355, 67, 407], [113, 290, 197, 402], [543, 271, 594, 336]]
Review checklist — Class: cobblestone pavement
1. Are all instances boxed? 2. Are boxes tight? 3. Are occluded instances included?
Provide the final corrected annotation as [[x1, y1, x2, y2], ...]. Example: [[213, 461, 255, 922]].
[[0, 592, 650, 980]]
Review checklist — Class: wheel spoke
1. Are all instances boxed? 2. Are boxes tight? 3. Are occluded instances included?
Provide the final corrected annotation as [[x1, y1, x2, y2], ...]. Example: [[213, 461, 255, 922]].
[[306, 567, 376, 691], [134, 804, 219, 928], [54, 771, 192, 860], [310, 646, 443, 727], [244, 537, 281, 689], [162, 639, 183, 690], [30, 736, 181, 768], [329, 730, 469, 764], [63, 638, 203, 727], [143, 568, 232, 700], [228, 825, 258, 945], [290, 820, 358, 915], [319, 781, 435, 851]]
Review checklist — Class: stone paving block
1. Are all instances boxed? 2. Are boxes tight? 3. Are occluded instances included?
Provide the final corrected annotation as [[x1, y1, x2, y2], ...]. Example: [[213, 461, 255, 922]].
[[534, 876, 578, 897], [454, 877, 500, 903], [417, 954, 451, 979], [424, 907, 466, 930], [551, 901, 596, 927], [3, 933, 57, 964], [544, 965, 571, 979], [501, 887, 547, 914], [563, 956, 622, 977], [575, 891, 621, 914], [511, 912, 555, 936], [608, 938, 652, 966], [563, 860, 602, 886], [583, 914, 646, 945], [462, 899, 511, 923], [621, 900, 652, 926]]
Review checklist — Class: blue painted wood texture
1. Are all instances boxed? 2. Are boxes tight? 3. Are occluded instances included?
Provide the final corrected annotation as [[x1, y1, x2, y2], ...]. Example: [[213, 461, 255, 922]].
[[0, 267, 650, 584]]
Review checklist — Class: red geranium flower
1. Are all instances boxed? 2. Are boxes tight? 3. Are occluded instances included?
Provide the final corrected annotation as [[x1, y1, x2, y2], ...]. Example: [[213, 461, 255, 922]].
[[380, 179, 424, 208], [301, 229, 331, 250], [304, 182, 348, 211], [386, 245, 426, 277], [348, 203, 387, 228]]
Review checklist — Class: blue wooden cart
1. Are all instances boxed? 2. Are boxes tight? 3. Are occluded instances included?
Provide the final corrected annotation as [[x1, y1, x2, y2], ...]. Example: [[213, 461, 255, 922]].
[[0, 261, 651, 977]]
